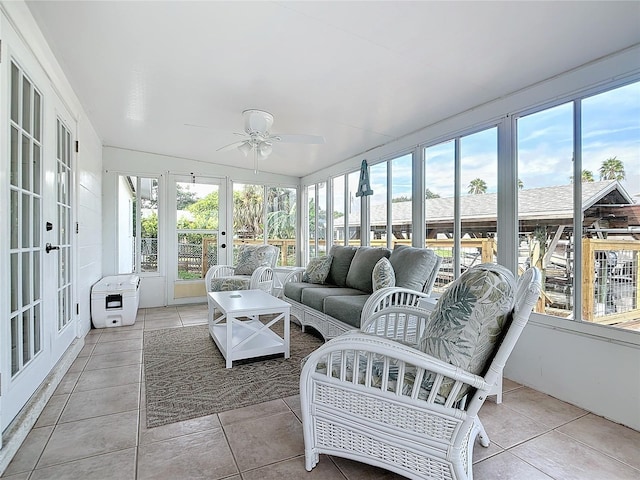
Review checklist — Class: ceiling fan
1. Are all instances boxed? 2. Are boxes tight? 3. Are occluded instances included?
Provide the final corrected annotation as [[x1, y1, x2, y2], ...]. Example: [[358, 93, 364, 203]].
[[217, 109, 325, 173]]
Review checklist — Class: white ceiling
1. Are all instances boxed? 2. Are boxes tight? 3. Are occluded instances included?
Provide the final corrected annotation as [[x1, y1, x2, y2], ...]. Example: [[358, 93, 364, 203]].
[[26, 1, 640, 178]]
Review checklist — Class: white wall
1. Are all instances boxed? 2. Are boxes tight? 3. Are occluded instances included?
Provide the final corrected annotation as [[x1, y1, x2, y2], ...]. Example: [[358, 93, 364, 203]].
[[301, 45, 640, 430], [102, 147, 300, 307]]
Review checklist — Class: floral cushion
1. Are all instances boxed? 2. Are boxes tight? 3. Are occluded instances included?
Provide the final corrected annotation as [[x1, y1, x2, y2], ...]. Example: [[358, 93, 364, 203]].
[[372, 257, 396, 291], [303, 256, 333, 284], [210, 276, 250, 292], [234, 244, 279, 275], [418, 263, 516, 398]]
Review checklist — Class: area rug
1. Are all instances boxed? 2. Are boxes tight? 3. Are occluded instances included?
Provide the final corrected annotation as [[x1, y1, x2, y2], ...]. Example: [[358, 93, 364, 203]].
[[143, 320, 324, 428]]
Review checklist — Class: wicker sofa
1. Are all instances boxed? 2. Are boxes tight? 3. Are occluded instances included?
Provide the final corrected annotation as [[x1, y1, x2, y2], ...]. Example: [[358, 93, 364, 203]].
[[283, 245, 442, 340]]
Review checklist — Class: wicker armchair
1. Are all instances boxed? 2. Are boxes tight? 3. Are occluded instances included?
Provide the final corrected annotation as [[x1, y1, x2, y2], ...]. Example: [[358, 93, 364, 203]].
[[300, 265, 542, 480], [204, 244, 278, 323]]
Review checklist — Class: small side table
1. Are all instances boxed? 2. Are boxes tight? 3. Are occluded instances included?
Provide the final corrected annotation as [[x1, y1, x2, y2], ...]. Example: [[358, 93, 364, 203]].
[[272, 266, 305, 298]]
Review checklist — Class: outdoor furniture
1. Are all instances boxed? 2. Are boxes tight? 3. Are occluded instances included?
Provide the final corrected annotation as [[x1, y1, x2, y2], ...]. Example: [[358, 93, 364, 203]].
[[208, 289, 290, 368], [283, 245, 442, 340], [205, 244, 279, 323], [300, 264, 542, 480]]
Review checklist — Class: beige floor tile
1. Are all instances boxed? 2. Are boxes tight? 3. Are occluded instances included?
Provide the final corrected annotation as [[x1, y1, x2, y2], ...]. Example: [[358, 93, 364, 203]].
[[85, 350, 142, 371], [219, 398, 291, 426], [29, 448, 136, 480], [34, 394, 69, 428], [242, 455, 346, 479], [137, 429, 237, 480], [77, 343, 95, 358], [180, 317, 208, 326], [67, 356, 89, 373], [502, 377, 523, 392], [138, 409, 222, 445], [502, 387, 588, 428], [37, 410, 138, 468], [225, 411, 305, 471], [283, 394, 302, 420], [83, 331, 102, 344], [479, 401, 551, 449], [58, 384, 139, 423], [557, 414, 640, 470], [2, 427, 53, 476], [473, 451, 553, 479], [142, 318, 183, 330], [53, 370, 81, 395], [0, 472, 30, 480], [511, 430, 640, 479], [330, 456, 406, 479], [97, 329, 144, 342], [75, 364, 142, 392], [472, 438, 504, 463], [92, 338, 143, 355]]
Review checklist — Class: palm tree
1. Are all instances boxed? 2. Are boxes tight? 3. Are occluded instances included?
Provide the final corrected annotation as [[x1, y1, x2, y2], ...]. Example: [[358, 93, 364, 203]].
[[569, 170, 595, 183], [599, 156, 625, 181], [468, 178, 487, 194]]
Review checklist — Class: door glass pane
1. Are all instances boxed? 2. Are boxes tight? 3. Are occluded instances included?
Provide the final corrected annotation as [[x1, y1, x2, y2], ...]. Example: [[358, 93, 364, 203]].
[[141, 178, 159, 272], [11, 126, 19, 186], [22, 310, 31, 364], [425, 140, 455, 292], [33, 143, 41, 194], [11, 253, 18, 312], [22, 134, 30, 191], [332, 176, 345, 246], [22, 194, 30, 248], [177, 181, 219, 279], [391, 154, 412, 248], [22, 252, 30, 307], [11, 190, 19, 249], [518, 102, 573, 318], [369, 162, 387, 247], [267, 187, 296, 266], [11, 316, 19, 375], [34, 91, 41, 141], [34, 251, 40, 300], [22, 77, 31, 133], [11, 63, 19, 123], [34, 304, 41, 354]]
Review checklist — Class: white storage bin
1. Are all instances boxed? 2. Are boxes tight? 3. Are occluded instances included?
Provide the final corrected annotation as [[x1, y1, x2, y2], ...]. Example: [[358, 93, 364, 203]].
[[91, 274, 140, 328]]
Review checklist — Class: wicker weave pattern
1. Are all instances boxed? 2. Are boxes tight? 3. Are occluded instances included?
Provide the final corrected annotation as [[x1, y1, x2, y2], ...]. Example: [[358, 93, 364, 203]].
[[315, 418, 455, 480], [315, 381, 459, 440]]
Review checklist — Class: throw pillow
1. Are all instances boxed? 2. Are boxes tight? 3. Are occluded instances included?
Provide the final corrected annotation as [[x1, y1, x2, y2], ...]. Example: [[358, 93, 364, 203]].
[[389, 245, 439, 292], [372, 257, 396, 291], [418, 263, 516, 400], [326, 245, 358, 287], [303, 256, 333, 284], [235, 244, 278, 275], [345, 247, 392, 293]]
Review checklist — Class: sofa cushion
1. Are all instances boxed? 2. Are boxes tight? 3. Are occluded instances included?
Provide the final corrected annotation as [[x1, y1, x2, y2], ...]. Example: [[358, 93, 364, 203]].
[[346, 247, 391, 293], [301, 287, 364, 312], [389, 245, 438, 292], [326, 245, 358, 287], [372, 257, 396, 291], [324, 295, 371, 328], [283, 282, 331, 303], [303, 255, 333, 284], [419, 263, 516, 399], [210, 275, 250, 292], [235, 244, 279, 275]]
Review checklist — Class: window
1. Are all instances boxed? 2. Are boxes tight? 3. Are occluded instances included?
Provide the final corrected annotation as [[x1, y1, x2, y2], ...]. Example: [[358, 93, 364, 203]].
[[368, 162, 387, 247], [331, 175, 345, 246], [390, 154, 413, 248], [517, 80, 640, 329], [266, 186, 297, 266], [233, 183, 265, 260], [306, 182, 327, 258], [118, 176, 159, 274]]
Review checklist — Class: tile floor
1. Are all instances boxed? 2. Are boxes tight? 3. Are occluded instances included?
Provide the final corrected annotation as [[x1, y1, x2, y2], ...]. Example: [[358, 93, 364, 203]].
[[2, 304, 639, 480]]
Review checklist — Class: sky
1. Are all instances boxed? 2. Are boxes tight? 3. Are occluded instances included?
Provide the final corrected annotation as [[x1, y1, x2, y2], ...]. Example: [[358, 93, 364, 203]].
[[362, 80, 639, 205]]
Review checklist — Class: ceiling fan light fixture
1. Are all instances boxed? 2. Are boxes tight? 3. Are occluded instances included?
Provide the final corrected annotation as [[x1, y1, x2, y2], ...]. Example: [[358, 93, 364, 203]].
[[237, 141, 252, 157], [259, 141, 272, 157]]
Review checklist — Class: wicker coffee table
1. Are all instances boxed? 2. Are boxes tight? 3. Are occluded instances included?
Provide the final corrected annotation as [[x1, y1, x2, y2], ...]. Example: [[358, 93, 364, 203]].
[[207, 289, 291, 368]]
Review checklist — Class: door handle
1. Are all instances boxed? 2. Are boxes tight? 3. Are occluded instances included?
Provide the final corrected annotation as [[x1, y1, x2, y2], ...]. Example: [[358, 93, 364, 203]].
[[46, 243, 60, 253]]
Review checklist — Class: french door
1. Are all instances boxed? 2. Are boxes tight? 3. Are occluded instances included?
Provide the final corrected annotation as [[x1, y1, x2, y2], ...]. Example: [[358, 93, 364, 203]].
[[2, 46, 77, 430], [169, 176, 227, 304]]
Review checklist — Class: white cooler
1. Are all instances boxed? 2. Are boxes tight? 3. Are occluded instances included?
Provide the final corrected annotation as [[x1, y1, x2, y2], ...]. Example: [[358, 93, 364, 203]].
[[91, 274, 140, 328]]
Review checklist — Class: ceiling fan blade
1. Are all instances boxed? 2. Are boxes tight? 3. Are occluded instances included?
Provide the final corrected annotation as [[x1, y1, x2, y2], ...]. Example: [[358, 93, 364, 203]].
[[216, 140, 246, 152], [270, 134, 325, 144]]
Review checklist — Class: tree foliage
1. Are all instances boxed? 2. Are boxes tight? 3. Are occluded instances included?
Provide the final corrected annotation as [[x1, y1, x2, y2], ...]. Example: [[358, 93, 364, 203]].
[[599, 156, 625, 181], [468, 178, 487, 194]]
